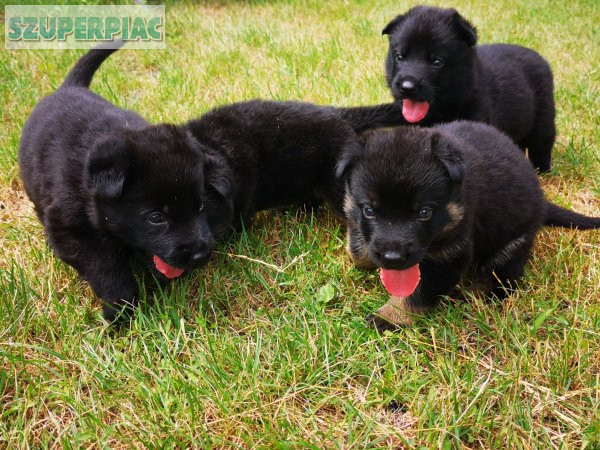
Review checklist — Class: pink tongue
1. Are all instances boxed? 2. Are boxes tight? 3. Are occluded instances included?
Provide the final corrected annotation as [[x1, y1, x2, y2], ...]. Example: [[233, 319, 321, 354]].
[[402, 99, 429, 123], [380, 264, 421, 297], [153, 255, 184, 279]]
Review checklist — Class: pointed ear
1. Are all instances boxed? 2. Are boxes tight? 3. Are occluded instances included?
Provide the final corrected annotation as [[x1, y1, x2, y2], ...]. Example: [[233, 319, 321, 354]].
[[382, 14, 405, 36], [335, 139, 364, 178], [86, 138, 131, 200], [430, 132, 465, 183], [451, 9, 477, 46], [204, 152, 233, 198]]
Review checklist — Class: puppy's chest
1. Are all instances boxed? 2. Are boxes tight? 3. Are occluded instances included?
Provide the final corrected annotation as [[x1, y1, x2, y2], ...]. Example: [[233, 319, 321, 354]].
[[425, 237, 472, 265]]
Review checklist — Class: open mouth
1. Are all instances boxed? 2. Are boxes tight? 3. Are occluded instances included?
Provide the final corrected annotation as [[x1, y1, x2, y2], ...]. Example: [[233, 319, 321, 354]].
[[153, 255, 185, 279], [379, 264, 421, 297], [402, 99, 429, 123]]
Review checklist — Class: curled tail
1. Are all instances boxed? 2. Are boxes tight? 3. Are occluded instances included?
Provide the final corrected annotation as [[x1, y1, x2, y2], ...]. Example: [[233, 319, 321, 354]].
[[61, 40, 125, 88], [545, 202, 600, 230]]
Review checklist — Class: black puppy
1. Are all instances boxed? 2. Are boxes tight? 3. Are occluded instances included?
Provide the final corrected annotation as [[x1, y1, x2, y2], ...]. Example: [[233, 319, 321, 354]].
[[382, 6, 556, 172], [339, 122, 599, 327], [182, 91, 405, 240], [185, 101, 395, 234], [19, 44, 216, 322]]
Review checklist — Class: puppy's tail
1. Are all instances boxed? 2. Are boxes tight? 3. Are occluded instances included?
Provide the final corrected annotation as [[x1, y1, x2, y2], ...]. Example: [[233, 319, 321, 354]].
[[337, 103, 405, 133], [545, 202, 600, 230], [61, 40, 125, 89]]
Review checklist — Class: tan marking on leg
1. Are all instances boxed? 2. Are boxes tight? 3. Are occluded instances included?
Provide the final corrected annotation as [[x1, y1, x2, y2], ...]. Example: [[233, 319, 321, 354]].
[[372, 295, 431, 326]]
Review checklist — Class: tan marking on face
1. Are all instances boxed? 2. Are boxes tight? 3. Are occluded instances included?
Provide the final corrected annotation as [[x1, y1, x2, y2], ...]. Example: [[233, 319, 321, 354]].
[[441, 202, 465, 234], [345, 229, 375, 269], [372, 295, 434, 326], [343, 191, 356, 217]]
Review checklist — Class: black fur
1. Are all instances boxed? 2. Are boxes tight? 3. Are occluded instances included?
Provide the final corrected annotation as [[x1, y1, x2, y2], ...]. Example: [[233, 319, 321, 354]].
[[184, 106, 405, 239], [19, 43, 216, 322], [383, 6, 556, 172], [341, 122, 599, 321], [19, 45, 405, 322]]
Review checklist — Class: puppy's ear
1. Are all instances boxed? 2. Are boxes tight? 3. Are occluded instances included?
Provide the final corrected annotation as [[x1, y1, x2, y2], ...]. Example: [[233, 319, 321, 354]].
[[430, 132, 464, 183], [382, 14, 406, 36], [86, 138, 131, 200], [204, 152, 233, 198], [335, 139, 364, 178], [450, 9, 477, 46]]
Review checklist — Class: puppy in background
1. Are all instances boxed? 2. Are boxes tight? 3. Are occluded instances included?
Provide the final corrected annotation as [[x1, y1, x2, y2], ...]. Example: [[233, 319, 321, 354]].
[[382, 6, 556, 172], [339, 122, 599, 328], [185, 99, 403, 235], [19, 44, 217, 322]]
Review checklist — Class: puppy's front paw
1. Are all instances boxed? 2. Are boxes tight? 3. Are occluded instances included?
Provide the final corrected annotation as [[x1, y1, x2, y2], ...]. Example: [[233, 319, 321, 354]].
[[101, 298, 135, 325], [365, 313, 404, 332], [367, 295, 423, 328]]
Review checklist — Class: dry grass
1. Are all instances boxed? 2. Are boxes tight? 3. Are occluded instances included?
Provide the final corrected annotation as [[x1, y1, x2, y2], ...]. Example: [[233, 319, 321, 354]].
[[0, 0, 599, 448]]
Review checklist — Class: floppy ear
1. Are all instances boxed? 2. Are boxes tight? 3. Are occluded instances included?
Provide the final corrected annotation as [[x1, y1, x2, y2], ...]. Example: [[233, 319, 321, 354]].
[[430, 132, 465, 183], [86, 138, 131, 200], [335, 139, 363, 178], [204, 152, 234, 198], [450, 9, 477, 46], [382, 14, 406, 36]]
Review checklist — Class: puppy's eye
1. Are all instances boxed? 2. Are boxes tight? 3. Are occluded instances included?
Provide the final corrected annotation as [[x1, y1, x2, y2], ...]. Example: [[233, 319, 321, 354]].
[[148, 212, 167, 225], [417, 207, 433, 221], [363, 206, 376, 219], [394, 51, 407, 62], [431, 56, 445, 67]]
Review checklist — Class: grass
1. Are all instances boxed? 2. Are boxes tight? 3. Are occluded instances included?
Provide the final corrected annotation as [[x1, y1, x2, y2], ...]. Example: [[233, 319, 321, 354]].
[[0, 0, 599, 447]]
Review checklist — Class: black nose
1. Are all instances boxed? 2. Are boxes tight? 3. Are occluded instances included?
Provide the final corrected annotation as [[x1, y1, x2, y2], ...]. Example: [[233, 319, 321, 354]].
[[177, 240, 212, 263], [399, 79, 417, 94], [382, 250, 406, 264], [191, 251, 210, 262]]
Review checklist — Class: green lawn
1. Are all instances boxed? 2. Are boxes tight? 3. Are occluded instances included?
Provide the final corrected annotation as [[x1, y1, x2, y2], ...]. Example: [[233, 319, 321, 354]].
[[1, 0, 599, 448]]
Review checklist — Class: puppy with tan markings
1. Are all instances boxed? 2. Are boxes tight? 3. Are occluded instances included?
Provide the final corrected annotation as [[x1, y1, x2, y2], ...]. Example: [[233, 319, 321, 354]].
[[338, 122, 600, 328]]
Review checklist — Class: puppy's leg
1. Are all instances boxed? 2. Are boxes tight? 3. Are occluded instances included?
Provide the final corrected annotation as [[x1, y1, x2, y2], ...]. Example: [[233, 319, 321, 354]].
[[46, 226, 137, 322], [486, 234, 534, 300], [81, 247, 138, 323], [367, 260, 465, 328], [346, 224, 375, 269], [524, 101, 555, 173], [367, 295, 433, 330]]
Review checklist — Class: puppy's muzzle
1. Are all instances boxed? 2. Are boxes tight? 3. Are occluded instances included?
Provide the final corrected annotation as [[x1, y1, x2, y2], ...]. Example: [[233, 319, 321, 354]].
[[371, 245, 416, 270], [176, 240, 214, 268], [397, 78, 418, 94]]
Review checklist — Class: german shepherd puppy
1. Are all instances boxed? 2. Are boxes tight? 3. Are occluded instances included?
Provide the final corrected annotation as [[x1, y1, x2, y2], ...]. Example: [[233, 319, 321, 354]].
[[339, 122, 599, 328], [382, 6, 556, 172], [20, 44, 404, 322], [19, 43, 216, 322]]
